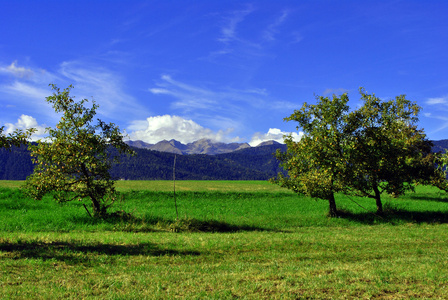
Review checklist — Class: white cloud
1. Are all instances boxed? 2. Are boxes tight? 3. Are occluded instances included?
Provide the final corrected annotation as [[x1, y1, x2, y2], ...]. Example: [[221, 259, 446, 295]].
[[426, 97, 447, 105], [148, 75, 303, 140], [128, 115, 239, 144], [0, 61, 58, 84], [3, 115, 47, 141], [249, 128, 303, 146], [0, 61, 34, 78]]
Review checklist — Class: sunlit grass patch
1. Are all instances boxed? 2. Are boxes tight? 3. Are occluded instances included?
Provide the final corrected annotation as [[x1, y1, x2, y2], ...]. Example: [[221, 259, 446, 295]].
[[1, 182, 448, 298]]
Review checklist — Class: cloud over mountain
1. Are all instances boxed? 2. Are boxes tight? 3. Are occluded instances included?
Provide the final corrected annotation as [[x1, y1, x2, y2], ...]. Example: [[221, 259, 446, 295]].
[[128, 115, 238, 144]]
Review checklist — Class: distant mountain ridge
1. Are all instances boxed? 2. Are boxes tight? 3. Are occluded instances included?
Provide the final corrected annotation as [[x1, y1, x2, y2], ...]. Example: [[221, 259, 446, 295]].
[[1, 139, 447, 181], [0, 141, 287, 180], [125, 138, 272, 155]]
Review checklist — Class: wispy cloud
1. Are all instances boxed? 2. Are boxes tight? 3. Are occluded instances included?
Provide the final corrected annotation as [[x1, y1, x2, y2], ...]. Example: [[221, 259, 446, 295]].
[[425, 115, 448, 135], [263, 9, 290, 42], [218, 5, 255, 44], [426, 96, 448, 105], [3, 81, 50, 100], [59, 61, 145, 119], [423, 95, 448, 136], [0, 61, 34, 79], [146, 74, 302, 142], [0, 60, 150, 124], [148, 75, 279, 126], [322, 88, 349, 96]]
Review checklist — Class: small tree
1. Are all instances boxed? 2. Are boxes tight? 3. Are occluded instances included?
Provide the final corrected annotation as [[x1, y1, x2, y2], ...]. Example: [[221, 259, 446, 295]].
[[347, 89, 435, 214], [24, 84, 134, 217], [271, 93, 355, 216]]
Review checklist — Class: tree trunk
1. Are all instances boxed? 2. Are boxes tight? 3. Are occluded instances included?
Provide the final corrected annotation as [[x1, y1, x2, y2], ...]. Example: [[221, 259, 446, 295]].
[[328, 193, 338, 217], [373, 185, 383, 214], [91, 196, 103, 217]]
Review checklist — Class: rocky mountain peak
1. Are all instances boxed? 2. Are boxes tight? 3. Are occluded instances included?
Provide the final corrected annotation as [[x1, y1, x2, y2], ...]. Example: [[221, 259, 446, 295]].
[[125, 139, 271, 155]]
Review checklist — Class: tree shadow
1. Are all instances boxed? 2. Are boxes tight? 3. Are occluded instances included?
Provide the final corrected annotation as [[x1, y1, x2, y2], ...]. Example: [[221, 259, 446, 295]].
[[71, 212, 276, 233], [0, 240, 200, 265], [338, 209, 448, 225], [162, 217, 273, 233], [406, 194, 448, 203]]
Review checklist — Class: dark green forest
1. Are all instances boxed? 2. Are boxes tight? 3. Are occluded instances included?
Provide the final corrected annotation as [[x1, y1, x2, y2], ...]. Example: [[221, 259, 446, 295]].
[[2, 141, 447, 181], [0, 143, 287, 180]]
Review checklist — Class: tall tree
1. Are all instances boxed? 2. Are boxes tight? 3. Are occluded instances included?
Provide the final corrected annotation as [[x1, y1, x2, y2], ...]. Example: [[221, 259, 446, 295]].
[[271, 93, 355, 216], [272, 88, 438, 217], [24, 84, 134, 217], [347, 89, 434, 214]]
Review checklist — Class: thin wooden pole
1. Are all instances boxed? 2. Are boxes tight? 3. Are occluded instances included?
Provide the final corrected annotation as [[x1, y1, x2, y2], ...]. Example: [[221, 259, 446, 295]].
[[173, 155, 179, 220]]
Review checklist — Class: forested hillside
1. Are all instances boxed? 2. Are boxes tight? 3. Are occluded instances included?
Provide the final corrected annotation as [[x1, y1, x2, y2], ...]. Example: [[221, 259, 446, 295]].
[[1, 140, 446, 181], [0, 143, 287, 180], [0, 145, 34, 180]]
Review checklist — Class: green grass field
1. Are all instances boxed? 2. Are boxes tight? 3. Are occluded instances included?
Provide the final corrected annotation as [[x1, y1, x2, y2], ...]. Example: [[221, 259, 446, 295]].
[[1, 180, 447, 299]]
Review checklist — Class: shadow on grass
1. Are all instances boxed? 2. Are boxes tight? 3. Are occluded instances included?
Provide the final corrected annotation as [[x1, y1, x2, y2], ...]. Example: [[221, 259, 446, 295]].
[[338, 208, 448, 225], [406, 194, 448, 203], [0, 240, 200, 264], [71, 212, 271, 233], [162, 217, 270, 233]]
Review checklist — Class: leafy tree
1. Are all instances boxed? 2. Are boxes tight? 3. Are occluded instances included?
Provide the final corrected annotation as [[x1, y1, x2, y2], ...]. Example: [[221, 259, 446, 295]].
[[24, 84, 134, 217], [430, 151, 448, 192], [272, 88, 438, 216], [347, 89, 435, 213], [0, 126, 34, 149], [271, 93, 355, 216]]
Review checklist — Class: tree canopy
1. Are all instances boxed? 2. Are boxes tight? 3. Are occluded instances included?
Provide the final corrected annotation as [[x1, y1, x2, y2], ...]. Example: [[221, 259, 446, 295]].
[[346, 89, 435, 213], [272, 88, 442, 216], [24, 84, 133, 217], [271, 93, 354, 216]]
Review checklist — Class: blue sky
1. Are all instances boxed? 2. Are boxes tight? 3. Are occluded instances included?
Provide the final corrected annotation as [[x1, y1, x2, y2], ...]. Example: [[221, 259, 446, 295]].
[[0, 0, 447, 145]]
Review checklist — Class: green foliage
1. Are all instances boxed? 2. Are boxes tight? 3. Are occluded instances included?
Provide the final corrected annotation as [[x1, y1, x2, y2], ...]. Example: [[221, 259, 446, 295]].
[[23, 84, 133, 217], [271, 93, 354, 216], [432, 150, 448, 191], [272, 88, 442, 215], [347, 88, 437, 213], [0, 126, 34, 149]]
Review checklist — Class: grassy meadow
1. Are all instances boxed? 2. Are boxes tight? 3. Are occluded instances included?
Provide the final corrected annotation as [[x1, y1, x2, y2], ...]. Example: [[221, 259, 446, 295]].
[[1, 180, 447, 299]]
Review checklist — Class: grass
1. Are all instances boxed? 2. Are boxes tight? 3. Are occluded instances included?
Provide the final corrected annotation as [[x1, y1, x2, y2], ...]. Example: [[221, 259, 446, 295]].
[[1, 180, 448, 299]]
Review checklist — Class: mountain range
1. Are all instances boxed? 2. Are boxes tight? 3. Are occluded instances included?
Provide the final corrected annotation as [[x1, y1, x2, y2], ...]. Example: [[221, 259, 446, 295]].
[[125, 138, 279, 155], [1, 139, 447, 181], [0, 140, 287, 180]]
